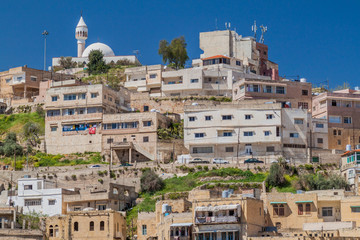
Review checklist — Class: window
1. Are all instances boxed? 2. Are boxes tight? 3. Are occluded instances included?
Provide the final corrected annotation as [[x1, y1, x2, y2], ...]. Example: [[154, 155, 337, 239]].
[[49, 225, 54, 237], [91, 93, 98, 98], [74, 207, 81, 211], [317, 138, 323, 144], [189, 117, 196, 122], [276, 127, 280, 137], [48, 200, 55, 205], [64, 94, 77, 101], [30, 76, 37, 81], [104, 95, 107, 99], [51, 126, 58, 132], [190, 79, 199, 83], [329, 116, 341, 123], [294, 119, 304, 124], [78, 93, 86, 100], [24, 185, 33, 190], [333, 129, 337, 136], [290, 133, 299, 138], [74, 222, 79, 231], [343, 101, 352, 107], [5, 78, 11, 83], [143, 121, 152, 127], [142, 225, 147, 235], [195, 133, 205, 138], [351, 207, 360, 213], [243, 131, 253, 137], [264, 131, 270, 136], [276, 86, 285, 94], [143, 106, 149, 112], [51, 96, 58, 102], [205, 116, 212, 121], [89, 221, 94, 231], [98, 205, 106, 210], [245, 115, 251, 120], [298, 102, 309, 109], [322, 207, 333, 217], [236, 60, 241, 66], [338, 140, 342, 145], [247, 84, 260, 92], [143, 136, 149, 142], [223, 132, 232, 137], [264, 85, 272, 93], [302, 89, 308, 95], [266, 146, 275, 152], [338, 130, 342, 135], [266, 114, 274, 120], [305, 203, 311, 215], [100, 221, 105, 231], [149, 74, 157, 79], [222, 115, 232, 120], [316, 123, 324, 128], [108, 96, 113, 102], [344, 117, 352, 124], [192, 147, 213, 154], [273, 204, 285, 216], [24, 199, 41, 206], [298, 204, 303, 215], [225, 147, 234, 152]]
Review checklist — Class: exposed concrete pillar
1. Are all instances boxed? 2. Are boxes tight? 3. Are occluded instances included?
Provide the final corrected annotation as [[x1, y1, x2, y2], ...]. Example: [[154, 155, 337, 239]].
[[1, 218, 4, 229], [22, 220, 26, 229], [129, 148, 132, 164], [10, 221, 14, 229]]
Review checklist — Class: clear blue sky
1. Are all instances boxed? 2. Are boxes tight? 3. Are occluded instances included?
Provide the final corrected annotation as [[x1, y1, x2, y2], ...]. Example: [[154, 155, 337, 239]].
[[1, 0, 359, 88]]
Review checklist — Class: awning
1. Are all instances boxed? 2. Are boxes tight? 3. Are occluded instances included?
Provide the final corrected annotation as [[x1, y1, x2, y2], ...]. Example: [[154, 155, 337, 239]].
[[195, 204, 240, 211], [270, 202, 287, 204], [350, 206, 360, 208], [194, 229, 239, 234], [295, 201, 313, 204], [170, 223, 193, 227]]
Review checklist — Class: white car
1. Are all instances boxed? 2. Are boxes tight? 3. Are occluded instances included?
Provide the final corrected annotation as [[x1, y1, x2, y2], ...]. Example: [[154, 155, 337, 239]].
[[212, 158, 229, 164]]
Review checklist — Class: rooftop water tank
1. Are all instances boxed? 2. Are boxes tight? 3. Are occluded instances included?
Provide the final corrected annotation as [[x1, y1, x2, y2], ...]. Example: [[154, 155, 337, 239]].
[[300, 78, 307, 83], [355, 86, 360, 91], [346, 144, 352, 151]]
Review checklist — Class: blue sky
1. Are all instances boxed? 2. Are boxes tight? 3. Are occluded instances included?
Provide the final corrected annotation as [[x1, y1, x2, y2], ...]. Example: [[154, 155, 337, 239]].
[[1, 0, 359, 88]]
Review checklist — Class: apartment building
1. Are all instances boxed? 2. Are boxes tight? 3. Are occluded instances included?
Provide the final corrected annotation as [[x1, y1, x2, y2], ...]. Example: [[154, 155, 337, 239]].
[[8, 177, 78, 216], [184, 101, 325, 163], [45, 84, 130, 154], [44, 209, 126, 240], [0, 65, 72, 106], [262, 190, 360, 238], [63, 182, 137, 212], [232, 78, 312, 111], [340, 149, 360, 194], [312, 88, 360, 150], [102, 112, 179, 163]]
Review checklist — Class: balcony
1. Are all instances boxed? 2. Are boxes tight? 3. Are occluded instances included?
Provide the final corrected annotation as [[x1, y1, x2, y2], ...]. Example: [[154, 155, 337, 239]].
[[162, 82, 186, 91], [195, 216, 239, 224], [124, 80, 147, 90]]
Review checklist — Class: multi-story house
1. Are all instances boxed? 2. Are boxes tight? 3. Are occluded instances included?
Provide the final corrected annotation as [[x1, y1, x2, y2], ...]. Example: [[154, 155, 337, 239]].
[[232, 78, 312, 111], [312, 88, 360, 150], [340, 149, 360, 194], [45, 84, 130, 154], [44, 209, 126, 240], [184, 101, 325, 163], [0, 65, 72, 106], [8, 177, 78, 216]]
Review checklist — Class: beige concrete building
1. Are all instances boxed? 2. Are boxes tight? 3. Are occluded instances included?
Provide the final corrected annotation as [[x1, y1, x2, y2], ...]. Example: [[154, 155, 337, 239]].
[[340, 149, 360, 194], [312, 88, 360, 150], [45, 84, 130, 154], [232, 78, 312, 111], [184, 101, 326, 163], [44, 209, 126, 240], [0, 65, 72, 106]]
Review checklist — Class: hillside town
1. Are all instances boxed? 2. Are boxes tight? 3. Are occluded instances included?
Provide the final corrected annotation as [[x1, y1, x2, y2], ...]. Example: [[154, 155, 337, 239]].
[[1, 14, 360, 240]]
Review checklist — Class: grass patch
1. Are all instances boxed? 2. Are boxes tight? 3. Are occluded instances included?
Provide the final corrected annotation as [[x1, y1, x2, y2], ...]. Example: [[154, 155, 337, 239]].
[[0, 112, 45, 137]]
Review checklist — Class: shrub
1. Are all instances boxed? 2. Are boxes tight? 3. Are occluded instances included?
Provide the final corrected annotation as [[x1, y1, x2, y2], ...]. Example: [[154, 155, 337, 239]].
[[71, 175, 77, 181], [266, 163, 286, 187], [98, 179, 104, 184], [140, 169, 164, 193]]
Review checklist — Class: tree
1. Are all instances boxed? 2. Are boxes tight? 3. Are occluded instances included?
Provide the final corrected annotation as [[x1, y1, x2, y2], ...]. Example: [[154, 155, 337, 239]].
[[158, 36, 189, 69], [0, 132, 23, 157], [140, 169, 164, 193], [87, 50, 110, 75], [59, 57, 77, 69], [266, 163, 286, 187], [23, 122, 41, 148]]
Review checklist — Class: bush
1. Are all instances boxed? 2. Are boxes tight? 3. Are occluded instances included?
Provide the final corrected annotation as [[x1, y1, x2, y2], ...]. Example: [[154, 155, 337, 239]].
[[71, 175, 77, 181], [266, 163, 286, 187], [140, 169, 164, 193], [98, 179, 104, 184]]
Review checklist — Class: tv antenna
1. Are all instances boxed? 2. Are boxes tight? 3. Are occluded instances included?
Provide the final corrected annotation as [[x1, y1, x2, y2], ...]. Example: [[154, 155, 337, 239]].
[[251, 20, 257, 41], [259, 25, 267, 43], [133, 50, 140, 59], [225, 22, 231, 30]]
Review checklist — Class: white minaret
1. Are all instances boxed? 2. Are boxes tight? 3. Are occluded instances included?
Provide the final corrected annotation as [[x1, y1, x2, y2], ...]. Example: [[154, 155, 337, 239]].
[[75, 15, 88, 57]]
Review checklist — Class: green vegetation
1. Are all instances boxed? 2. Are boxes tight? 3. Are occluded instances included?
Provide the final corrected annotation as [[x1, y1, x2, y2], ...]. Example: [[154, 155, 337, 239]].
[[140, 169, 164, 193], [87, 50, 110, 75], [23, 122, 41, 148], [17, 211, 46, 229], [0, 133, 23, 157], [157, 121, 183, 140], [0, 112, 45, 137], [158, 36, 189, 69], [58, 56, 77, 69]]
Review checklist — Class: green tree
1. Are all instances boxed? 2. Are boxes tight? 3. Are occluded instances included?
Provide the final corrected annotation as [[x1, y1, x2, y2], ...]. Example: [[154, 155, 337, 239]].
[[266, 163, 286, 187], [0, 132, 23, 157], [140, 169, 164, 193], [87, 50, 110, 75], [23, 122, 41, 148], [59, 56, 77, 69], [158, 36, 189, 69]]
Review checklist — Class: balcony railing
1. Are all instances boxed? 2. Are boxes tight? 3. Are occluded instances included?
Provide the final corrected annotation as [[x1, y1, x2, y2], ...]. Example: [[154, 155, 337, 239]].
[[195, 216, 239, 224]]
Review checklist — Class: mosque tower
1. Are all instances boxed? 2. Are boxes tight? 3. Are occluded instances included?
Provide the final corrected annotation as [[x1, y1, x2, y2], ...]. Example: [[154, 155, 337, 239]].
[[75, 15, 88, 57]]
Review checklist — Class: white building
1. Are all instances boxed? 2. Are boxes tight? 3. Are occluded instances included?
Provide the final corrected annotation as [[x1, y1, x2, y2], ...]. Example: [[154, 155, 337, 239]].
[[8, 178, 77, 216]]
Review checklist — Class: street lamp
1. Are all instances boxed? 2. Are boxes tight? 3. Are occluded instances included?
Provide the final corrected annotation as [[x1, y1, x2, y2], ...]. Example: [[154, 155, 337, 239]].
[[42, 30, 49, 71]]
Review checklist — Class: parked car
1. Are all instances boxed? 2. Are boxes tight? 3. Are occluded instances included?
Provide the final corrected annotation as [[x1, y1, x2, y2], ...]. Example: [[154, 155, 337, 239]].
[[119, 163, 133, 167], [189, 158, 210, 164], [89, 164, 101, 168], [212, 158, 229, 164], [244, 158, 264, 164]]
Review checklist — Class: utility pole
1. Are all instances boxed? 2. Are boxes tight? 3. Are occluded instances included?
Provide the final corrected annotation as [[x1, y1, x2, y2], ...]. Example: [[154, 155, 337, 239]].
[[13, 149, 16, 171], [42, 30, 49, 71]]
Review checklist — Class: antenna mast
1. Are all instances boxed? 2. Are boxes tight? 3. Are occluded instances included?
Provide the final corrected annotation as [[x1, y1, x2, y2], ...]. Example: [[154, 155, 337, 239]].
[[251, 20, 257, 41], [259, 25, 268, 43]]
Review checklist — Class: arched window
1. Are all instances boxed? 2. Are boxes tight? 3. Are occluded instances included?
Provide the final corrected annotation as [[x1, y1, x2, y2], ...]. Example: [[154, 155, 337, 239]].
[[49, 225, 54, 237], [74, 222, 79, 231], [113, 188, 118, 195], [181, 227, 185, 236], [89, 221, 94, 231], [298, 204, 303, 215], [305, 203, 311, 215], [175, 227, 179, 236], [273, 204, 285, 216], [100, 221, 105, 231], [54, 225, 59, 237]]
